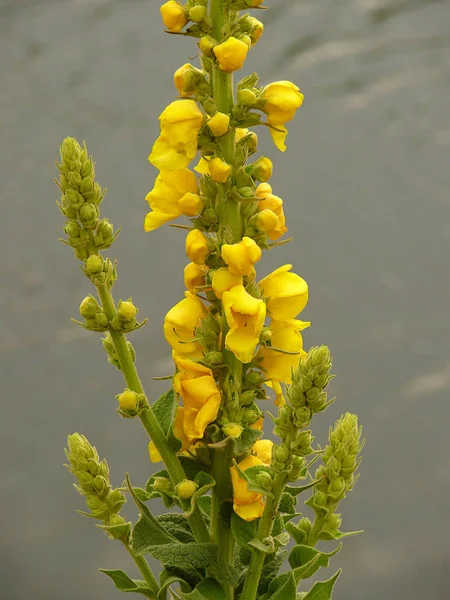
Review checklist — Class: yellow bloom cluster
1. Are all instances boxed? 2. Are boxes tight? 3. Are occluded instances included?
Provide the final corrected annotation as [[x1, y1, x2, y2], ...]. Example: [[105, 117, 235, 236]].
[[145, 1, 308, 519]]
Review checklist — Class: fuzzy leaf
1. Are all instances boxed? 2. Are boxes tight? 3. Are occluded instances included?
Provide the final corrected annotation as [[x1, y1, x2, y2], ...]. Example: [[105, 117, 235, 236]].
[[234, 427, 263, 455], [158, 572, 191, 600], [148, 542, 217, 571], [231, 513, 258, 549], [182, 578, 228, 600], [196, 495, 211, 518], [100, 569, 155, 595], [319, 529, 363, 541], [267, 572, 297, 600], [152, 389, 177, 436], [155, 514, 194, 544], [301, 570, 341, 600], [290, 545, 341, 583], [258, 550, 288, 596], [278, 492, 296, 514]]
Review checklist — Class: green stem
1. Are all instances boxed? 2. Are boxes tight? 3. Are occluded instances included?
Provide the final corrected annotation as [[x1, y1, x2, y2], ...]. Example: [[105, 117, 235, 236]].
[[210, 0, 242, 243], [240, 472, 288, 600], [123, 541, 159, 597], [307, 512, 327, 548], [210, 443, 235, 599], [96, 282, 210, 544]]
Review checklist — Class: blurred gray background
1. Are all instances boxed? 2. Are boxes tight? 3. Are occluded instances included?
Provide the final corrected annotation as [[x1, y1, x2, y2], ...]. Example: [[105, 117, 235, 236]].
[[1, 0, 450, 598]]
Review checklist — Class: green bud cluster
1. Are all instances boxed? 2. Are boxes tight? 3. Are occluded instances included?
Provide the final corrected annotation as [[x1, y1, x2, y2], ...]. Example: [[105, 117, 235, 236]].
[[56, 138, 118, 261], [109, 299, 141, 333], [102, 332, 137, 370], [79, 295, 109, 332], [287, 346, 334, 426], [83, 255, 117, 288], [314, 413, 363, 507], [65, 434, 125, 522]]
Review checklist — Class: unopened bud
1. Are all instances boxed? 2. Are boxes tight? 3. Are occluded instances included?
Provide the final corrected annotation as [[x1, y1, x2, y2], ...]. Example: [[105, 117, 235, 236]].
[[189, 5, 206, 22], [79, 295, 101, 318], [256, 472, 272, 491], [199, 35, 217, 55], [117, 300, 137, 322], [85, 255, 104, 274], [237, 88, 257, 107], [117, 390, 139, 411], [176, 479, 198, 500], [207, 112, 230, 137], [223, 423, 243, 438]]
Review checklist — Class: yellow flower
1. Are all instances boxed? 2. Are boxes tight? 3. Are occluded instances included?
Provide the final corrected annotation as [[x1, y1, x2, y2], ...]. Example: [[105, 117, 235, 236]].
[[221, 237, 262, 277], [259, 319, 310, 383], [272, 380, 285, 408], [160, 1, 188, 33], [223, 423, 244, 438], [117, 390, 138, 411], [252, 439, 273, 465], [163, 291, 207, 354], [207, 112, 230, 137], [173, 357, 222, 441], [259, 264, 308, 320], [255, 183, 287, 240], [222, 285, 266, 364], [262, 81, 304, 127], [230, 455, 265, 521], [199, 35, 217, 55], [186, 229, 210, 264], [173, 406, 193, 450], [194, 156, 210, 175], [209, 157, 232, 183], [211, 267, 243, 299], [178, 192, 204, 216], [213, 37, 249, 73], [144, 168, 198, 232], [184, 262, 207, 292], [174, 63, 205, 97], [269, 124, 288, 152], [149, 100, 204, 170]]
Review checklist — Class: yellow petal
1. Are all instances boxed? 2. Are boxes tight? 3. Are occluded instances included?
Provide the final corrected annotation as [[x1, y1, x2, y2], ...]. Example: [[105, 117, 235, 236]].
[[233, 500, 265, 521]]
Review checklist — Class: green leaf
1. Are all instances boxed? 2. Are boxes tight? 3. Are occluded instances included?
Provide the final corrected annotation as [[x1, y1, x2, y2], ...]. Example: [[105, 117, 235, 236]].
[[232, 461, 274, 498], [234, 427, 263, 455], [96, 520, 132, 541], [158, 572, 191, 600], [319, 529, 363, 541], [155, 513, 194, 544], [231, 513, 258, 549], [285, 477, 324, 497], [278, 492, 296, 514], [258, 550, 288, 596], [289, 544, 342, 583], [196, 495, 211, 518], [148, 542, 217, 571], [182, 578, 228, 600], [267, 572, 297, 600], [127, 475, 178, 556], [152, 389, 176, 436], [301, 570, 341, 600], [99, 569, 154, 595], [248, 538, 275, 554]]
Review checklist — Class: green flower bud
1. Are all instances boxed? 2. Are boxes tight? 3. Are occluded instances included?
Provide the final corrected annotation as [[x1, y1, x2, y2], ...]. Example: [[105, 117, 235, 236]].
[[294, 406, 312, 428], [93, 475, 110, 497], [86, 495, 106, 512], [298, 516, 312, 535], [314, 490, 327, 507], [273, 445, 290, 463], [204, 351, 224, 365], [327, 476, 346, 502], [97, 219, 114, 242], [95, 313, 109, 328], [237, 88, 257, 107], [223, 423, 243, 438], [79, 203, 99, 226], [201, 208, 218, 224], [117, 300, 137, 322], [64, 221, 81, 239], [85, 254, 104, 274], [68, 171, 82, 188], [256, 472, 272, 491], [79, 295, 101, 318], [65, 188, 84, 207], [240, 391, 256, 407], [244, 371, 263, 388], [176, 479, 198, 500], [237, 186, 255, 198], [321, 512, 342, 538], [189, 5, 206, 22], [80, 159, 94, 178], [80, 176, 94, 195], [259, 327, 272, 343], [117, 390, 139, 411], [202, 97, 218, 116], [152, 477, 174, 495], [292, 430, 314, 457]]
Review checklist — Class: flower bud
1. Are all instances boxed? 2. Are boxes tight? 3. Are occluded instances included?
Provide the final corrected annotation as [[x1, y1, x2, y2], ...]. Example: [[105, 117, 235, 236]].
[[176, 479, 199, 500], [327, 476, 346, 501], [252, 157, 273, 182], [244, 371, 264, 388], [204, 351, 224, 365], [152, 476, 174, 495], [117, 390, 139, 411], [199, 35, 217, 55], [174, 63, 207, 97], [255, 209, 278, 235], [248, 17, 264, 44], [273, 445, 289, 463], [189, 5, 206, 22], [93, 475, 110, 497], [178, 192, 204, 216], [65, 188, 84, 206], [294, 406, 312, 429], [185, 229, 210, 264], [242, 407, 258, 422], [79, 295, 101, 318], [117, 300, 137, 322], [213, 37, 249, 73], [239, 34, 252, 49], [95, 313, 109, 328], [209, 157, 232, 183], [160, 0, 188, 33], [79, 203, 99, 226], [223, 423, 244, 438], [314, 490, 327, 507], [85, 255, 104, 274], [237, 88, 257, 107], [207, 112, 230, 137], [256, 471, 272, 491], [65, 221, 81, 239]]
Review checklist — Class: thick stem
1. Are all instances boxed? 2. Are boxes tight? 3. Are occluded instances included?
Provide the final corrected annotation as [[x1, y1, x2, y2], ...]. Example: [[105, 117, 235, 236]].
[[96, 283, 210, 544], [123, 541, 159, 596], [210, 442, 235, 599], [210, 0, 242, 243], [240, 472, 288, 600]]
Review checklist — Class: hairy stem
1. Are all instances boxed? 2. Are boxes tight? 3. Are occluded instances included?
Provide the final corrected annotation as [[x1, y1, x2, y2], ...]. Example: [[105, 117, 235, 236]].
[[240, 472, 288, 600], [96, 282, 210, 544], [123, 541, 159, 596]]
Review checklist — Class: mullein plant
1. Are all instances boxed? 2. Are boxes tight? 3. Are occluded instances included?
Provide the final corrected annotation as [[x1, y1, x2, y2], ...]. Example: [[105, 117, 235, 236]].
[[57, 1, 364, 599]]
